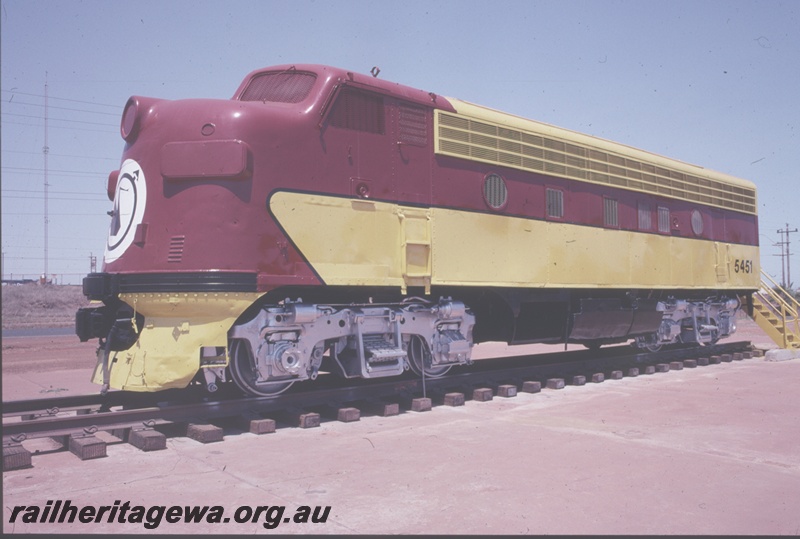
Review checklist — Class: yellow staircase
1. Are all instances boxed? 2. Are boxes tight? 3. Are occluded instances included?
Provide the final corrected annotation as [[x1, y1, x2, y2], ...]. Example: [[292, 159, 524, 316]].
[[751, 270, 800, 350]]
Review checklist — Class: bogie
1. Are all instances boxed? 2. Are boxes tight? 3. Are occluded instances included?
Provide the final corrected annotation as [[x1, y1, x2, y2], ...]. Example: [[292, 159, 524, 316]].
[[226, 298, 475, 395]]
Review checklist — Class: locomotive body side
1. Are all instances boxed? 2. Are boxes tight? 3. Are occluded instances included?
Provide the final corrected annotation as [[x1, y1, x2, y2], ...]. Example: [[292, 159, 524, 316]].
[[76, 64, 760, 395]]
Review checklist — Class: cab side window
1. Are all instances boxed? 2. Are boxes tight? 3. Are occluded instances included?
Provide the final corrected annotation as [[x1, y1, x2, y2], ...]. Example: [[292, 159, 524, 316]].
[[329, 87, 385, 134]]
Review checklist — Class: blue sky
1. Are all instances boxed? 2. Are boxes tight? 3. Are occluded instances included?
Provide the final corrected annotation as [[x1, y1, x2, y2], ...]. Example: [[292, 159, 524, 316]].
[[1, 0, 798, 286]]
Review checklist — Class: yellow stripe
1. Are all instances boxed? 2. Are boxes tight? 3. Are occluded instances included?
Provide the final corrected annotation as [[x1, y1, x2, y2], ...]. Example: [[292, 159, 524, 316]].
[[270, 192, 760, 291]]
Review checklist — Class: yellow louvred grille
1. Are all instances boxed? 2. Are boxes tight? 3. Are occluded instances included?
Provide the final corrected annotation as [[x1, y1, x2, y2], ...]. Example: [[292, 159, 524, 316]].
[[435, 106, 757, 215]]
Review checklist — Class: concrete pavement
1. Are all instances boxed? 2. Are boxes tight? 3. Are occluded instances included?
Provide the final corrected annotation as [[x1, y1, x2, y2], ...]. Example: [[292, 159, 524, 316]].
[[4, 349, 799, 535]]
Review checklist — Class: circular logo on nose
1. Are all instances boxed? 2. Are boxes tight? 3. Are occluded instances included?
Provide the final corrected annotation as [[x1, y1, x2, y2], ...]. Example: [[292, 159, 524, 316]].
[[104, 159, 147, 263]]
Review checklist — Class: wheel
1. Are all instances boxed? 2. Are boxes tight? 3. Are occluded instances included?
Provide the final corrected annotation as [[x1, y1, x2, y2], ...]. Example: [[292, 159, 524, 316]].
[[643, 341, 663, 352], [228, 339, 295, 397], [635, 335, 663, 353], [407, 334, 451, 378]]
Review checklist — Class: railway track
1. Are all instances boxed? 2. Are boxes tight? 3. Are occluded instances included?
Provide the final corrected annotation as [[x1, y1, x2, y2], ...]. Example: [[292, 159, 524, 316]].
[[3, 341, 758, 471]]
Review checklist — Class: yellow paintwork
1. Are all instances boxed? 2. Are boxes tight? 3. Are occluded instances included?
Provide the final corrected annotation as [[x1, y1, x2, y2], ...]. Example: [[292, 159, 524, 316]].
[[270, 194, 407, 289], [398, 206, 433, 293], [270, 191, 760, 291], [99, 191, 758, 392], [92, 291, 263, 391]]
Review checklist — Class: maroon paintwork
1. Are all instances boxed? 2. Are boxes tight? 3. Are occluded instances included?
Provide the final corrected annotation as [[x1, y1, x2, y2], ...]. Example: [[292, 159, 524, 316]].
[[106, 65, 454, 291], [104, 64, 758, 296]]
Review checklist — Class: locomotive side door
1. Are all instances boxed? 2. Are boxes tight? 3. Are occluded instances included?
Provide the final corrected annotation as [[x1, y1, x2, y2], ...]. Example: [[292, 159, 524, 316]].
[[389, 99, 433, 206], [324, 85, 395, 200], [315, 87, 433, 290], [389, 99, 433, 293]]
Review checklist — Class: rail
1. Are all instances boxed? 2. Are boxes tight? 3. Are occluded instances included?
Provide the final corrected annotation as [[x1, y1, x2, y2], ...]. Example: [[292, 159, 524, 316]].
[[3, 340, 753, 445]]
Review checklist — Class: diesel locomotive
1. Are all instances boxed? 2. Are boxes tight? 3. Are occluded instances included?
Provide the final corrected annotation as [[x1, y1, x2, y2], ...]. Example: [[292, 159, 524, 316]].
[[76, 64, 760, 396]]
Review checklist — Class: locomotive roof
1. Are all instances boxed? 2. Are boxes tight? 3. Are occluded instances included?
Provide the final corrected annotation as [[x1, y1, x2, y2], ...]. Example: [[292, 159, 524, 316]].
[[234, 64, 453, 111], [447, 97, 756, 191], [235, 64, 756, 214], [439, 98, 758, 215]]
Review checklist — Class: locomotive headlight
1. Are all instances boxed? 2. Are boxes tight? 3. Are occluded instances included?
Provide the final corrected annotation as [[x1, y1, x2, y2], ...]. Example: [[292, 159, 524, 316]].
[[107, 169, 119, 201], [120, 95, 162, 142], [120, 97, 140, 141]]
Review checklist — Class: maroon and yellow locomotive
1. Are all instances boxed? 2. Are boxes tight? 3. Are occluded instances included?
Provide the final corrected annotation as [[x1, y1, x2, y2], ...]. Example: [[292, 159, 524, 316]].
[[76, 64, 759, 396]]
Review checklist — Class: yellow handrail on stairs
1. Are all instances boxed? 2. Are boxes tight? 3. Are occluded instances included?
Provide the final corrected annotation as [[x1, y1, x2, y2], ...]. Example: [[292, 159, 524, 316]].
[[751, 270, 800, 349]]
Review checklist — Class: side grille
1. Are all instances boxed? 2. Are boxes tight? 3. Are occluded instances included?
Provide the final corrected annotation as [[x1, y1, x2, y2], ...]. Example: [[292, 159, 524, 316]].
[[398, 104, 428, 146], [167, 235, 185, 263], [435, 110, 757, 215], [483, 174, 508, 209]]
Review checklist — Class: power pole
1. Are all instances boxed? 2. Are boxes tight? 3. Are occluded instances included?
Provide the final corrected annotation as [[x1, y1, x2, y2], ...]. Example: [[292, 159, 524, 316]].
[[43, 73, 50, 283], [773, 237, 787, 289], [776, 223, 797, 288]]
